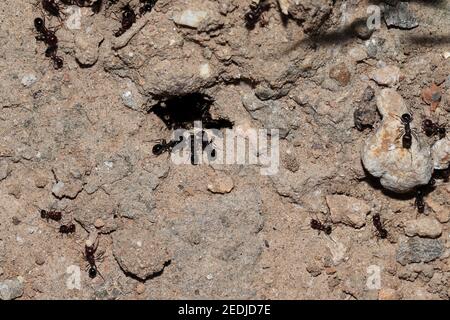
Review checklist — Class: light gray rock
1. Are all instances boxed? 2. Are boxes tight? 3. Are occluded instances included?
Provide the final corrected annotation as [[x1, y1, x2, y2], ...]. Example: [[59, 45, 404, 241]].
[[404, 217, 442, 239], [0, 160, 10, 181], [361, 89, 433, 193], [173, 9, 208, 29], [384, 2, 419, 30], [21, 74, 37, 87], [396, 237, 444, 266], [0, 279, 24, 300]]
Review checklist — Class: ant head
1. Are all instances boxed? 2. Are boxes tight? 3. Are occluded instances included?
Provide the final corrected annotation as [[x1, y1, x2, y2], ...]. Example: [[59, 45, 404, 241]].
[[152, 144, 164, 155], [325, 226, 332, 235], [53, 56, 63, 70], [372, 214, 380, 223], [401, 113, 412, 124], [423, 119, 433, 127], [380, 229, 388, 239], [310, 219, 319, 228], [40, 210, 46, 218], [34, 18, 44, 31]]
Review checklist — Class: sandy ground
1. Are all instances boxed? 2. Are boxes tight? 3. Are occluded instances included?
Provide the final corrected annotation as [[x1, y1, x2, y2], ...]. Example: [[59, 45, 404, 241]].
[[0, 0, 449, 300]]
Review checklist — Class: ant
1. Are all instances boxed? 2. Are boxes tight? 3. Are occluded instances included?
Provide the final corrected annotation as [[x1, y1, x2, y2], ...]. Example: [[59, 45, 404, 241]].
[[422, 119, 447, 140], [34, 17, 63, 69], [397, 113, 416, 149], [432, 165, 450, 182], [59, 223, 76, 234], [372, 213, 388, 239], [34, 17, 58, 47], [40, 209, 62, 222], [91, 0, 103, 13], [139, 0, 157, 15], [50, 52, 64, 69], [84, 238, 104, 279], [189, 131, 216, 165], [114, 4, 136, 37], [244, 0, 270, 30], [414, 189, 425, 214], [41, 0, 64, 20], [152, 136, 184, 156], [310, 218, 332, 235], [414, 178, 435, 215]]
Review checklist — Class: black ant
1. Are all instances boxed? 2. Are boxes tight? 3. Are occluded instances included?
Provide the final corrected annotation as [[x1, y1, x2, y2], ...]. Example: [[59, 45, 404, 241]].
[[34, 17, 63, 69], [397, 113, 416, 149], [414, 189, 425, 214], [152, 136, 184, 156], [59, 223, 76, 234], [189, 131, 216, 165], [91, 0, 103, 13], [84, 238, 104, 279], [310, 219, 332, 235], [244, 0, 270, 30], [414, 178, 435, 215], [114, 4, 136, 37], [34, 17, 58, 47], [372, 213, 388, 239], [139, 0, 157, 15], [40, 209, 62, 222], [51, 53, 64, 70], [41, 0, 64, 19], [432, 165, 450, 182], [422, 119, 447, 140]]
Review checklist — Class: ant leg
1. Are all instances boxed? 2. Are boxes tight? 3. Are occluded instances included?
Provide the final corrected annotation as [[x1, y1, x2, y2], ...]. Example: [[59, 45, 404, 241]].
[[395, 129, 405, 142]]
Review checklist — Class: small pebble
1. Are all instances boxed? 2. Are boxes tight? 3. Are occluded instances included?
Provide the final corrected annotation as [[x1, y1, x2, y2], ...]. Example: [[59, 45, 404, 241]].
[[329, 63, 351, 86], [369, 65, 401, 87], [12, 217, 21, 225], [404, 217, 442, 239], [121, 91, 136, 110], [207, 175, 234, 194], [94, 218, 105, 229], [0, 279, 24, 300], [378, 288, 400, 300], [327, 195, 370, 228], [306, 263, 322, 277], [348, 47, 368, 62], [35, 255, 46, 266], [136, 283, 146, 295], [21, 74, 37, 87], [173, 10, 209, 29]]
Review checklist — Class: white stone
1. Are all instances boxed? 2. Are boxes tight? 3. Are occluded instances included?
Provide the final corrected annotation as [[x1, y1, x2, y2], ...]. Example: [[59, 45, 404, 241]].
[[199, 63, 210, 78], [431, 137, 450, 170], [361, 89, 433, 193], [174, 10, 208, 28], [21, 74, 37, 87]]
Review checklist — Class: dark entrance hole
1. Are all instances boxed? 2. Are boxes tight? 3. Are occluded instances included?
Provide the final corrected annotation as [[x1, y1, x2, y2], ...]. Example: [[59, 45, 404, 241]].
[[150, 93, 234, 130]]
